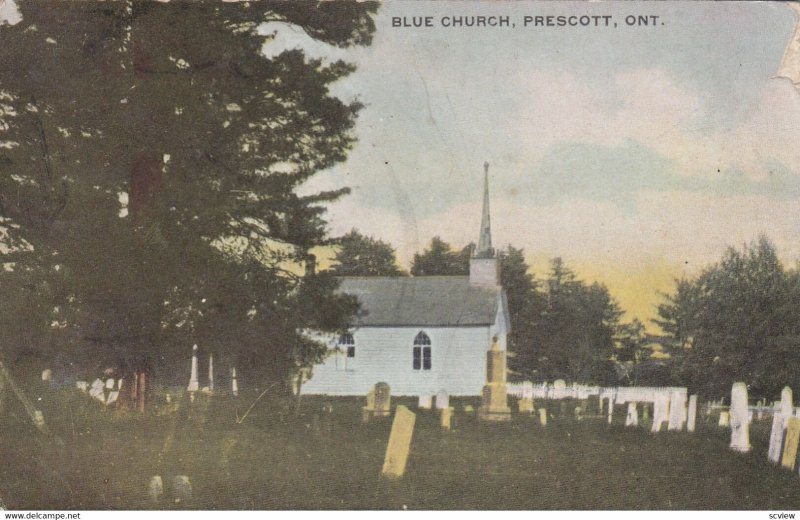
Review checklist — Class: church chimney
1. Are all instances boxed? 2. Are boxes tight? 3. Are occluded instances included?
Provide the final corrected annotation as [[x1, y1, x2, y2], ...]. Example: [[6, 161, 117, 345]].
[[470, 162, 500, 287]]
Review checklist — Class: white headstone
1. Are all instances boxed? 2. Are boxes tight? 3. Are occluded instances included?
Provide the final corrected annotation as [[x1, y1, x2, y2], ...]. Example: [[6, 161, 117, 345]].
[[607, 399, 614, 424], [719, 410, 730, 427], [687, 395, 698, 432], [105, 378, 115, 390], [106, 391, 119, 405], [729, 382, 751, 452], [187, 344, 200, 392], [782, 386, 793, 428], [231, 366, 238, 397], [668, 391, 684, 431], [41, 369, 52, 382], [208, 353, 214, 391], [418, 394, 432, 409], [768, 408, 785, 464], [89, 378, 105, 402], [148, 476, 163, 503], [435, 391, 449, 410], [625, 402, 638, 427], [76, 381, 88, 393], [553, 379, 566, 389], [651, 392, 670, 433]]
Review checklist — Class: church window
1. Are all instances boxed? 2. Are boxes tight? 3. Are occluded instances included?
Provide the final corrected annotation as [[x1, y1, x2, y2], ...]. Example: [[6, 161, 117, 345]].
[[337, 333, 355, 370], [413, 331, 431, 370]]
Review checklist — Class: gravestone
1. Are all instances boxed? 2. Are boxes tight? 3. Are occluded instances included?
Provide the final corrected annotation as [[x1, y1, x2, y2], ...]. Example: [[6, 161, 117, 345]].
[[187, 344, 199, 393], [668, 391, 684, 431], [375, 383, 391, 415], [105, 378, 115, 390], [719, 411, 730, 427], [364, 382, 391, 422], [76, 381, 88, 393], [782, 386, 794, 429], [538, 408, 547, 426], [435, 391, 449, 410], [208, 353, 214, 392], [440, 407, 454, 430], [478, 337, 511, 422], [782, 417, 800, 470], [607, 400, 614, 424], [687, 395, 698, 432], [768, 409, 785, 464], [173, 475, 192, 504], [231, 367, 239, 397], [729, 382, 751, 453], [625, 402, 638, 427], [518, 397, 534, 415], [418, 394, 432, 410], [574, 406, 583, 421], [651, 393, 670, 433], [41, 369, 52, 382], [381, 405, 416, 479], [89, 378, 105, 402], [148, 476, 163, 504]]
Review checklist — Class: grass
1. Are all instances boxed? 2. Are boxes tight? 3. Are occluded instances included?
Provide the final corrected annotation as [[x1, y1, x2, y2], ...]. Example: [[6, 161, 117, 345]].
[[1, 387, 800, 510]]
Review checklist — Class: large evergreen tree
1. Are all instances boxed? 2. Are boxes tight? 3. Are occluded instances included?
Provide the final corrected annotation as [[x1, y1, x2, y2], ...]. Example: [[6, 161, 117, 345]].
[[0, 1, 376, 387]]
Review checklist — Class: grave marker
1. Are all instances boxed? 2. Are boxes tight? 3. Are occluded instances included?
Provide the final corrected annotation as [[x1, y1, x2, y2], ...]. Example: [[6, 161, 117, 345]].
[[435, 391, 449, 410], [687, 395, 698, 432], [148, 476, 163, 504], [729, 382, 750, 453], [187, 344, 199, 393], [719, 411, 730, 427], [768, 410, 785, 464], [418, 394, 432, 410], [381, 405, 416, 479], [782, 417, 800, 470], [538, 408, 547, 426]]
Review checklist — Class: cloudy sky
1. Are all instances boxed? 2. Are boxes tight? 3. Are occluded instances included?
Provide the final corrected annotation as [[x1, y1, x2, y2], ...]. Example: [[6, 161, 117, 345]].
[[287, 1, 800, 327], [3, 0, 798, 327]]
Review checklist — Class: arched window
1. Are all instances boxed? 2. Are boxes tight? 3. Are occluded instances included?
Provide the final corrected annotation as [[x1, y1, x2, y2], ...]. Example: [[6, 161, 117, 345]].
[[413, 331, 431, 370], [337, 333, 355, 370]]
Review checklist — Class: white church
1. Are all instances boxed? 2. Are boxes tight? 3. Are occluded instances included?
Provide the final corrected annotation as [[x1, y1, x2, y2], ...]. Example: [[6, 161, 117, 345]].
[[301, 164, 510, 396]]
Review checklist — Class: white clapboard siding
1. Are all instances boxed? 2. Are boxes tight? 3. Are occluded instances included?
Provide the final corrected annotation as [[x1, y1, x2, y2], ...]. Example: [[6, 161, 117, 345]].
[[301, 325, 493, 396]]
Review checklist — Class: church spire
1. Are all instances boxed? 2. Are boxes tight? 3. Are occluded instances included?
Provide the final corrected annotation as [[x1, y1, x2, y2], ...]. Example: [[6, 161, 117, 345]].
[[476, 161, 493, 258]]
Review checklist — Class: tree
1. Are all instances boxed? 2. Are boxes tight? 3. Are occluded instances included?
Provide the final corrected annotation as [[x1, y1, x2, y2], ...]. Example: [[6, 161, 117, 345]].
[[0, 1, 378, 389], [498, 246, 547, 376], [655, 236, 800, 398], [532, 258, 624, 384], [328, 229, 405, 277], [410, 237, 469, 276]]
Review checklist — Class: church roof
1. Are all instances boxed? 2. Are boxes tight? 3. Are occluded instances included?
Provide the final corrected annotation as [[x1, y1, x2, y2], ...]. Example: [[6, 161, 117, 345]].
[[337, 276, 504, 327]]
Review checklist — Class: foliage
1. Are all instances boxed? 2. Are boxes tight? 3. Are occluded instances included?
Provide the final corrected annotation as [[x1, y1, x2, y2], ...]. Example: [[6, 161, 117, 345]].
[[410, 236, 469, 276], [328, 229, 406, 277], [0, 1, 378, 388], [655, 236, 800, 398]]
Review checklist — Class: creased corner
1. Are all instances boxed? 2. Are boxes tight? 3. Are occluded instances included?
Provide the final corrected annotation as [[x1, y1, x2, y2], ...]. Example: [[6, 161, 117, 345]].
[[775, 2, 800, 90]]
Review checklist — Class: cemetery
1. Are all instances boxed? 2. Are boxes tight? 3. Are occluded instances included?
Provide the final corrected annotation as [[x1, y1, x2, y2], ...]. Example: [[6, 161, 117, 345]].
[[4, 352, 800, 510]]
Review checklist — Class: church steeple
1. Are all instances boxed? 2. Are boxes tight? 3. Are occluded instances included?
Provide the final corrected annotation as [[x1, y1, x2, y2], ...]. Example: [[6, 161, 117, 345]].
[[470, 162, 500, 287], [476, 161, 494, 258]]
